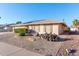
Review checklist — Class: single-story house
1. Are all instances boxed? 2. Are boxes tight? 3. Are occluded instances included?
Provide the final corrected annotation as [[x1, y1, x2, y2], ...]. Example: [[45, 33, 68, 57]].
[[70, 25, 79, 31], [12, 20, 67, 35]]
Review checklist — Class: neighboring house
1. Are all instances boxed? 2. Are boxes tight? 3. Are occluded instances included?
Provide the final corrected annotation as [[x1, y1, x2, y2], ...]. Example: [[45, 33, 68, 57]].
[[12, 20, 67, 35], [0, 25, 12, 32], [70, 25, 79, 31]]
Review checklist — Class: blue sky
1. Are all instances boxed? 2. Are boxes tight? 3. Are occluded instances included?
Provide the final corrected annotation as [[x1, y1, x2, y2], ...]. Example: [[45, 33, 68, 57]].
[[0, 3, 79, 26]]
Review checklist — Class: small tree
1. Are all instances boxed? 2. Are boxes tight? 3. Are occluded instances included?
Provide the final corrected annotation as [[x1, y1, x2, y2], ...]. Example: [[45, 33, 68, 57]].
[[16, 21, 22, 24]]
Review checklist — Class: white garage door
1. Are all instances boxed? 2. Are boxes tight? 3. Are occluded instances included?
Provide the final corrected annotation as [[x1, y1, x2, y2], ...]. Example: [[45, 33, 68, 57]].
[[35, 26, 40, 33], [45, 25, 52, 34], [39, 25, 45, 34], [53, 25, 59, 35]]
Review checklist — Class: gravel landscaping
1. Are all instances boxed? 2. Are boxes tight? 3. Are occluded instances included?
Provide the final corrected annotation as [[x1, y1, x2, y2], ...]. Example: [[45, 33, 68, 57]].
[[0, 32, 64, 56], [0, 32, 79, 56], [57, 35, 79, 56]]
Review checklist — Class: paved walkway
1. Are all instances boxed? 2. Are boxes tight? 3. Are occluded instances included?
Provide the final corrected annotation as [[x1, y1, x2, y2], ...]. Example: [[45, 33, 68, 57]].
[[0, 42, 42, 56]]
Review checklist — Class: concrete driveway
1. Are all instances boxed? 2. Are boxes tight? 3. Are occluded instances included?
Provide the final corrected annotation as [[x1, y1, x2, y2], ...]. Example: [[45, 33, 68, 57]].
[[0, 42, 42, 56]]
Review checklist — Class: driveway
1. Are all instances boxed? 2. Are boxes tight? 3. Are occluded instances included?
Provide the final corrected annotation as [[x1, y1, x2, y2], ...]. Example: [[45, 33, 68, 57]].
[[0, 42, 42, 56]]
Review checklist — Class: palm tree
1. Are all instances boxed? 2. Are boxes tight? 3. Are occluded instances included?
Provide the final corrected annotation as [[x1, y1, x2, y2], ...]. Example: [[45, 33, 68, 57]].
[[72, 19, 79, 26]]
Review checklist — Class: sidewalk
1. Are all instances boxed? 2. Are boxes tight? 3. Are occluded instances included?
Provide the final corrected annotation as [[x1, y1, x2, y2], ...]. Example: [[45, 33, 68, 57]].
[[0, 42, 42, 56], [0, 32, 13, 35]]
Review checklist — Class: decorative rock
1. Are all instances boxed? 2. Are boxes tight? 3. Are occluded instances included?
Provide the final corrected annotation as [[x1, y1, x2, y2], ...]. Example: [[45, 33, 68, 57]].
[[28, 37, 34, 41]]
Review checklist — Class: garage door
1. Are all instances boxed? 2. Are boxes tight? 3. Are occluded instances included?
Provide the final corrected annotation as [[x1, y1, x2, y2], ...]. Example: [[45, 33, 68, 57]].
[[53, 25, 59, 35], [39, 25, 45, 34], [46, 25, 52, 34], [34, 26, 40, 33]]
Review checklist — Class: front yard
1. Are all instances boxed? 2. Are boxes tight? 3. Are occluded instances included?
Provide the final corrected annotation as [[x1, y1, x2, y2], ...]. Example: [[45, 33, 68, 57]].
[[0, 32, 63, 56], [0, 32, 79, 56]]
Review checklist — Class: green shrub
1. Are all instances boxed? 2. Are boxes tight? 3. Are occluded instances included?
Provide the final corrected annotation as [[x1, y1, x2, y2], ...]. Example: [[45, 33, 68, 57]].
[[26, 29, 28, 33], [19, 32, 25, 36], [14, 28, 27, 33], [14, 28, 28, 36]]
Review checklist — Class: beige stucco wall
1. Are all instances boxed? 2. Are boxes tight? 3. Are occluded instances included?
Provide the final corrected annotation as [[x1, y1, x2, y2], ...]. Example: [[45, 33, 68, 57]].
[[29, 26, 32, 29], [58, 24, 67, 34], [45, 25, 52, 34], [52, 25, 59, 35], [29, 24, 61, 35], [13, 23, 66, 35], [13, 26, 27, 29], [34, 25, 40, 32], [39, 25, 45, 34], [13, 26, 27, 32]]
